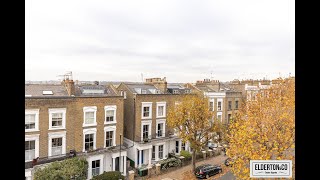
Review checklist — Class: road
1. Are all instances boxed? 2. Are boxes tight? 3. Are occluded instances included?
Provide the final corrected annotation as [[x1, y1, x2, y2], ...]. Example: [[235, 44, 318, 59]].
[[215, 171, 236, 180]]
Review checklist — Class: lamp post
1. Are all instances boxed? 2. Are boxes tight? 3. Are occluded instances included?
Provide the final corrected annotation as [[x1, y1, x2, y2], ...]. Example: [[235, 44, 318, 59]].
[[119, 134, 122, 175]]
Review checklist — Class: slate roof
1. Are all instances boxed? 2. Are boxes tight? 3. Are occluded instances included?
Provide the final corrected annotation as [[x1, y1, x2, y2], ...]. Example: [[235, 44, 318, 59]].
[[125, 83, 162, 94], [25, 84, 69, 97], [75, 85, 117, 96]]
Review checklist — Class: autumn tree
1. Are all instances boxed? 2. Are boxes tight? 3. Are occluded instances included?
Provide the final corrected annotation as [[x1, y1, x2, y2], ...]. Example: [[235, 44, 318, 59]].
[[167, 94, 219, 172], [227, 78, 295, 179]]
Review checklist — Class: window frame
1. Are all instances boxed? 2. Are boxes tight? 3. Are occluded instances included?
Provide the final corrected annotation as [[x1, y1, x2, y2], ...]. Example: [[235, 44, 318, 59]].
[[141, 102, 152, 119], [48, 131, 66, 157], [156, 102, 166, 118], [25, 109, 39, 132], [156, 119, 166, 138], [48, 108, 66, 130], [158, 144, 164, 160], [141, 120, 152, 141], [209, 101, 214, 111], [152, 146, 156, 160], [83, 106, 97, 127], [91, 160, 101, 177], [104, 126, 116, 148], [25, 134, 39, 162], [217, 99, 223, 111], [217, 112, 223, 122], [83, 128, 97, 152], [235, 100, 239, 109], [104, 105, 117, 124], [228, 101, 232, 110], [87, 154, 104, 179], [181, 141, 186, 151]]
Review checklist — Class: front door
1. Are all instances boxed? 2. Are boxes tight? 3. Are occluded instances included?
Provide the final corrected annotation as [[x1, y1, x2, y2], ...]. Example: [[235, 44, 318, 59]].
[[115, 157, 120, 171]]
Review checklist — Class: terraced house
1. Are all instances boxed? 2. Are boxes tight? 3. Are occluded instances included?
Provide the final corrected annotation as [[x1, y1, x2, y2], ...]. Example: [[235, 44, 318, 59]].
[[116, 77, 193, 168], [185, 79, 243, 125], [25, 78, 127, 180]]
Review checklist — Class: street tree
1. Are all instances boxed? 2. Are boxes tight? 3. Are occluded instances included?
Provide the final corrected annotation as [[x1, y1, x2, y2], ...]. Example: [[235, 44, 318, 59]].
[[167, 94, 219, 172], [226, 78, 295, 179]]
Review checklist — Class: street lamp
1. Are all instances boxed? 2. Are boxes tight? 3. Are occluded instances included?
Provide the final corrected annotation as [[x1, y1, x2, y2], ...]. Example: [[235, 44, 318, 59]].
[[119, 134, 122, 175]]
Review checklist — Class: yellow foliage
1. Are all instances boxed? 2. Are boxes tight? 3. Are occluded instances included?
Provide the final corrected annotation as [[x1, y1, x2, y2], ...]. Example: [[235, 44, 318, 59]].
[[167, 94, 218, 171], [227, 79, 295, 179]]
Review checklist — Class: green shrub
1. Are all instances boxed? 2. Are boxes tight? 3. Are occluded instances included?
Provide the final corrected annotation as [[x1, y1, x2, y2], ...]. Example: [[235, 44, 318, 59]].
[[34, 157, 88, 180], [180, 150, 192, 159], [91, 171, 124, 180]]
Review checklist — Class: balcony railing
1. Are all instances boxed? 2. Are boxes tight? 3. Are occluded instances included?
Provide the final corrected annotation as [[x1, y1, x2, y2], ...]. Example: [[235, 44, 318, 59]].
[[135, 132, 179, 144]]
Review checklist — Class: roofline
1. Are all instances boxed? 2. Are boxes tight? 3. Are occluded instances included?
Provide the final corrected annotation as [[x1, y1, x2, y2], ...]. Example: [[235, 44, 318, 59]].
[[117, 82, 134, 94], [135, 93, 195, 96], [108, 84, 120, 95], [185, 83, 202, 92], [25, 96, 123, 99]]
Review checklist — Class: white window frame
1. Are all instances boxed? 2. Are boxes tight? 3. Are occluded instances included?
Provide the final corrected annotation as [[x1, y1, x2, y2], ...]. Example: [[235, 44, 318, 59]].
[[235, 99, 239, 109], [87, 154, 104, 179], [25, 109, 39, 132], [83, 128, 97, 152], [158, 144, 165, 160], [217, 98, 223, 111], [181, 141, 186, 151], [25, 134, 39, 162], [48, 131, 66, 157], [156, 102, 166, 118], [104, 105, 117, 124], [141, 120, 152, 141], [152, 145, 156, 160], [48, 108, 66, 130], [141, 102, 152, 119], [209, 99, 214, 111], [83, 106, 97, 127], [217, 112, 223, 122], [156, 119, 166, 138], [104, 126, 116, 148]]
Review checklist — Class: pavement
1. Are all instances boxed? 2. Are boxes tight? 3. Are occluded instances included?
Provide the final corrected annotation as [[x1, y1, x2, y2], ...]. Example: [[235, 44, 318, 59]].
[[215, 171, 236, 180], [140, 154, 229, 180]]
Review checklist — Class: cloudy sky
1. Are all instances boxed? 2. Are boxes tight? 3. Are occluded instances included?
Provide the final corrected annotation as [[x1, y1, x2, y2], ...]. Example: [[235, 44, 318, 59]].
[[25, 0, 294, 83]]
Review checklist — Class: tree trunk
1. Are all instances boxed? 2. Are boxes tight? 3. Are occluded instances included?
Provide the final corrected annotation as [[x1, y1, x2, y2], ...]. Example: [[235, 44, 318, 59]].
[[192, 150, 196, 172]]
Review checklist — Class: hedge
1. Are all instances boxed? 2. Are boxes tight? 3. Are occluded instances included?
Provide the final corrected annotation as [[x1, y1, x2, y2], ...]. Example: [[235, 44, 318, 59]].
[[34, 157, 88, 180], [91, 171, 124, 180]]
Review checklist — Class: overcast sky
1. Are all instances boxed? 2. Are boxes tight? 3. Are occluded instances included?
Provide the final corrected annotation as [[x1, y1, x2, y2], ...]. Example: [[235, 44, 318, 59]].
[[25, 0, 294, 83]]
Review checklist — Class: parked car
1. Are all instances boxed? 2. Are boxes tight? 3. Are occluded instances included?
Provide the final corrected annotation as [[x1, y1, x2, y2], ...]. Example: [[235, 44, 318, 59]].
[[194, 164, 222, 179], [224, 158, 234, 167], [207, 142, 218, 150]]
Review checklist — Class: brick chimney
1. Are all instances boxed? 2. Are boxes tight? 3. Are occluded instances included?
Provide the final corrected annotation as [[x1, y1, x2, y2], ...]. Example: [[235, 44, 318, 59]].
[[145, 77, 167, 93], [63, 79, 75, 96]]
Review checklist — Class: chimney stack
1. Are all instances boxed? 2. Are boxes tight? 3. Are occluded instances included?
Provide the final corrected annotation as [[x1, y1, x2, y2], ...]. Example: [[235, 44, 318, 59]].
[[63, 79, 75, 96], [145, 77, 167, 93]]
